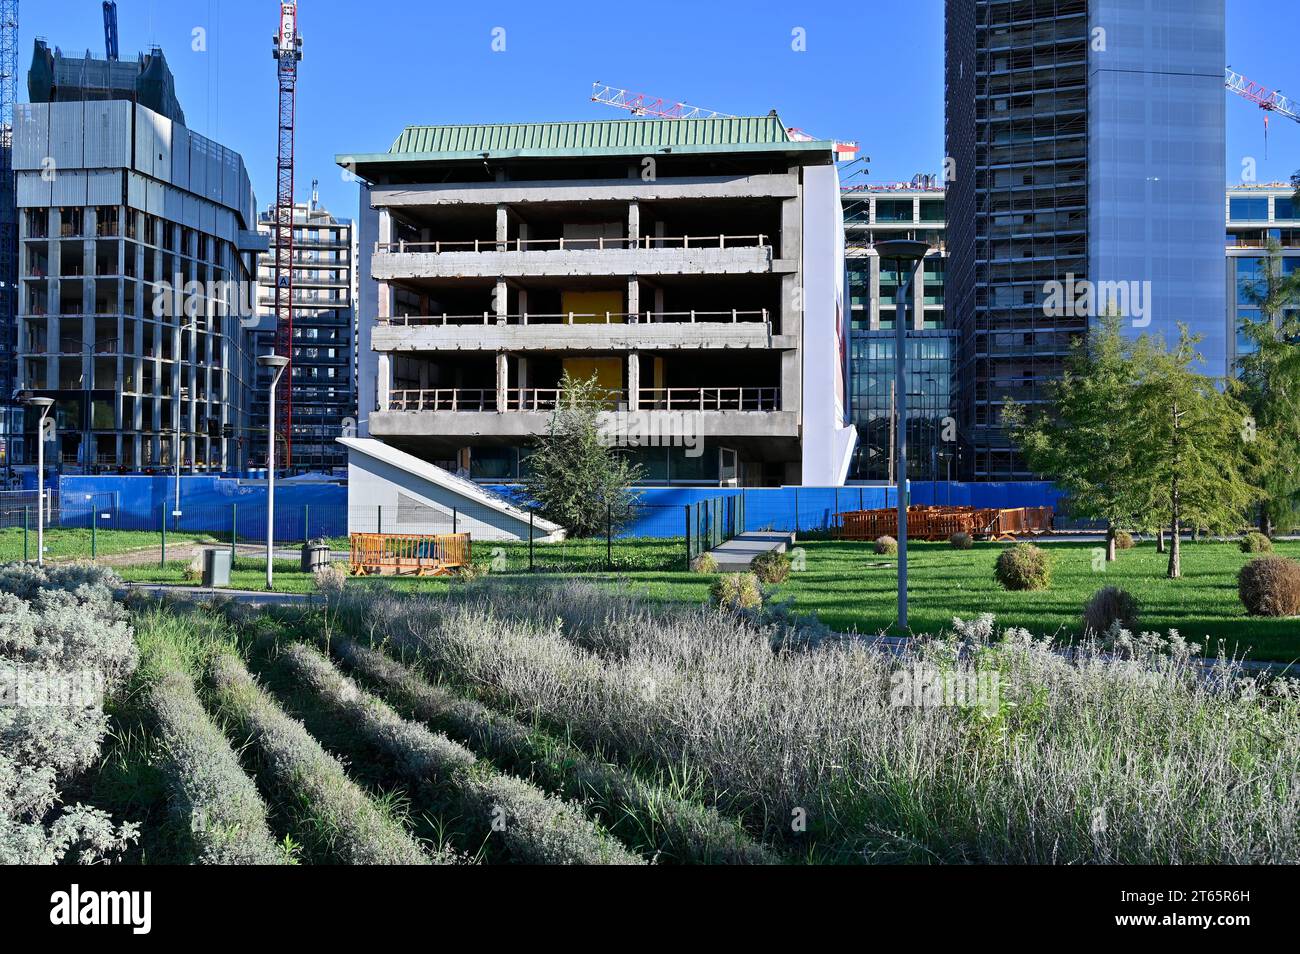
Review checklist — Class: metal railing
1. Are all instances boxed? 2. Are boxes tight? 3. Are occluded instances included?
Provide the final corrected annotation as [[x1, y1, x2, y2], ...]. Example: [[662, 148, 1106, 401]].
[[385, 386, 778, 413], [375, 233, 769, 254], [378, 309, 771, 327]]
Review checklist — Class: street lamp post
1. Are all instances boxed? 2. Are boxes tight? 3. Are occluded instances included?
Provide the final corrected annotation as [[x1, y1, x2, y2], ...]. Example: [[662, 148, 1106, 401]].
[[258, 354, 290, 590], [874, 239, 930, 632], [23, 396, 54, 566], [173, 318, 205, 522]]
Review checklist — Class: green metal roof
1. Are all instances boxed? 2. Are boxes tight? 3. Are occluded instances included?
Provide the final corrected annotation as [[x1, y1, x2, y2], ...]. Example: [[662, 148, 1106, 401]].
[[337, 115, 834, 170]]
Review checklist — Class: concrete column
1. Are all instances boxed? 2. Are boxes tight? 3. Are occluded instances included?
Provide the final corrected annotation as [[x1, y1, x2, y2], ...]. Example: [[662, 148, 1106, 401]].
[[627, 351, 640, 410], [869, 253, 881, 331], [628, 201, 640, 245], [654, 285, 665, 319], [375, 353, 391, 411], [913, 255, 926, 330], [495, 279, 508, 325], [781, 350, 801, 414], [518, 286, 528, 321], [495, 204, 509, 250], [626, 277, 639, 320], [518, 356, 529, 390], [496, 351, 509, 412]]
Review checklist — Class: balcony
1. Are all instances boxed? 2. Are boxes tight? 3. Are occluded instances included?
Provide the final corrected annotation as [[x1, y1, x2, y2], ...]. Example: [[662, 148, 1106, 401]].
[[387, 386, 780, 413], [372, 309, 783, 353], [372, 233, 786, 280], [372, 386, 792, 440]]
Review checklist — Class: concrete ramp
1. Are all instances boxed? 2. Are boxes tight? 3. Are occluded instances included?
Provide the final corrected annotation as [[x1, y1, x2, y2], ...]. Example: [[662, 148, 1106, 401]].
[[340, 437, 565, 543], [708, 530, 796, 572]]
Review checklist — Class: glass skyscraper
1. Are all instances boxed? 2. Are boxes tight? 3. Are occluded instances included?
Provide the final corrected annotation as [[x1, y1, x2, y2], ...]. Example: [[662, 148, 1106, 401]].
[[945, 0, 1226, 479]]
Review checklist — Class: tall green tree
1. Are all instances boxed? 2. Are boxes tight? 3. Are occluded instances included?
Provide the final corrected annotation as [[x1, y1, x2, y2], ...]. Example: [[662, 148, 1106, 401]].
[[1005, 315, 1146, 561], [1236, 239, 1300, 535], [1128, 327, 1259, 578], [523, 371, 641, 538]]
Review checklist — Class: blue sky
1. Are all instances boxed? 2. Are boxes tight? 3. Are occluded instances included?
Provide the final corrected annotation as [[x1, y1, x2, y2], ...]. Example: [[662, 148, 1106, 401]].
[[21, 0, 1300, 219]]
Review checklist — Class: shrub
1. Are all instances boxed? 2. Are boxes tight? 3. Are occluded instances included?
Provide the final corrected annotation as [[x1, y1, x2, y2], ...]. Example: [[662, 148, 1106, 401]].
[[1240, 531, 1273, 554], [454, 559, 492, 582], [281, 643, 640, 865], [206, 652, 441, 865], [182, 552, 204, 583], [709, 573, 763, 612], [994, 543, 1053, 591], [1238, 556, 1300, 617], [949, 532, 973, 550], [874, 535, 898, 555], [313, 564, 348, 597], [750, 550, 791, 584], [332, 636, 772, 864], [0, 563, 139, 864], [1082, 586, 1140, 634], [350, 583, 1300, 864], [689, 553, 719, 574], [1114, 530, 1135, 550]]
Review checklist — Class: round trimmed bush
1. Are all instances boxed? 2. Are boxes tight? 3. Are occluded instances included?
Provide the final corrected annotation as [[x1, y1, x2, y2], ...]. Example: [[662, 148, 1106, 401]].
[[994, 543, 1053, 591], [710, 572, 763, 612], [949, 532, 973, 550], [874, 535, 898, 556], [1240, 531, 1273, 554], [1114, 530, 1135, 550], [750, 550, 792, 584], [690, 553, 719, 574], [1238, 555, 1300, 617], [1082, 586, 1140, 634]]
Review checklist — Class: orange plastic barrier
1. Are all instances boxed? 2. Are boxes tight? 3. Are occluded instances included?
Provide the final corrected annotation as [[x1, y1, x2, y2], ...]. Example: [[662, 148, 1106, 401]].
[[349, 532, 471, 576], [834, 506, 1053, 542]]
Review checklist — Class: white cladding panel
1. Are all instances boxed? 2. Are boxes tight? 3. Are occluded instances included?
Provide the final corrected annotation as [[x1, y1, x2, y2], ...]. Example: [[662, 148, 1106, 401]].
[[82, 102, 132, 168], [48, 101, 85, 169], [13, 104, 49, 171]]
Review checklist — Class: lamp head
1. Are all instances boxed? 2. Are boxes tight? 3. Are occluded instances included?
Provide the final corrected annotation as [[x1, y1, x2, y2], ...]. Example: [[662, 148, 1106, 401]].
[[258, 354, 290, 369], [873, 238, 931, 263]]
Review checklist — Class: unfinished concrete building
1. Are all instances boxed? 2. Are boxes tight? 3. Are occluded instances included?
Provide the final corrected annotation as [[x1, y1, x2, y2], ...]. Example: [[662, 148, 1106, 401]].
[[14, 41, 264, 474], [338, 116, 852, 487]]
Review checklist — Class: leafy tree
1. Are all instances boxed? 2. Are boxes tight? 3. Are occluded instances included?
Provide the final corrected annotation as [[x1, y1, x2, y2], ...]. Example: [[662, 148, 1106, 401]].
[[1128, 327, 1259, 579], [1005, 315, 1146, 561], [523, 371, 641, 538], [1236, 239, 1300, 535]]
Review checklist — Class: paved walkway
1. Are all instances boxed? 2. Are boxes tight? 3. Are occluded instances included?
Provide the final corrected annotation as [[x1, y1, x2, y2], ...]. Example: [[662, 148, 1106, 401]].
[[126, 582, 314, 607]]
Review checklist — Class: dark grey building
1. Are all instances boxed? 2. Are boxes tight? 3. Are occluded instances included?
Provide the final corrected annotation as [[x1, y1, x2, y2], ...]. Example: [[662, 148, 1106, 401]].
[[945, 0, 1226, 479]]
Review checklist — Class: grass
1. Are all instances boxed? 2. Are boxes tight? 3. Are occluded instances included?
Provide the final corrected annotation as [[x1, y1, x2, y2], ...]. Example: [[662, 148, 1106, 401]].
[[0, 526, 218, 562], [112, 537, 1300, 663]]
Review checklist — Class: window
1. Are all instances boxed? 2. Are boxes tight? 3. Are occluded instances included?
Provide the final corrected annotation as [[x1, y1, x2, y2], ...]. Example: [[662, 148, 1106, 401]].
[[1229, 197, 1269, 221], [1275, 197, 1296, 221]]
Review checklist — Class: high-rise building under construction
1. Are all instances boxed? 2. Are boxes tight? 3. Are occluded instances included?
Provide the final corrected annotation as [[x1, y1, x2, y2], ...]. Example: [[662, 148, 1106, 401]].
[[945, 0, 1226, 479]]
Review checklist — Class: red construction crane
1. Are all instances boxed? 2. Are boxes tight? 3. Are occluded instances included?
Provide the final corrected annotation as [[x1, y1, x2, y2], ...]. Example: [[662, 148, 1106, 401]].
[[1225, 66, 1299, 158], [271, 1, 302, 469], [590, 82, 859, 161]]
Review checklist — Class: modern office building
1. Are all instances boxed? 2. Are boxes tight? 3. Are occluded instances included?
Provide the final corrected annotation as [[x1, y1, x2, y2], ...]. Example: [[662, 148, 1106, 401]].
[[842, 180, 957, 482], [252, 183, 356, 472], [1225, 183, 1300, 370], [338, 116, 854, 488], [945, 0, 1226, 479], [13, 40, 264, 474]]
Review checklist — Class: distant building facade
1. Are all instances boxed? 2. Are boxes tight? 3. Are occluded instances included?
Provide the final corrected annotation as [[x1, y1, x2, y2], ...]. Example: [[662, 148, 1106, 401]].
[[842, 181, 957, 483], [253, 187, 356, 472]]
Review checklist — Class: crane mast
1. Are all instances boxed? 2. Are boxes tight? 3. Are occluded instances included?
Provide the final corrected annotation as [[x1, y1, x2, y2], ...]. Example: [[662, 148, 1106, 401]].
[[272, 2, 302, 470]]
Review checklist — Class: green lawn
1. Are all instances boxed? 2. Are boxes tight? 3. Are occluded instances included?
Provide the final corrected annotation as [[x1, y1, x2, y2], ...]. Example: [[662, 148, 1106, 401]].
[[0, 526, 219, 563], [110, 537, 1300, 664]]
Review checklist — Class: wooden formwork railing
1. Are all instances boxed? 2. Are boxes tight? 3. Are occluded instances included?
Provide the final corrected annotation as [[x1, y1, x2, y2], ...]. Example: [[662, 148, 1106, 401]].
[[834, 506, 1053, 542], [349, 532, 471, 576]]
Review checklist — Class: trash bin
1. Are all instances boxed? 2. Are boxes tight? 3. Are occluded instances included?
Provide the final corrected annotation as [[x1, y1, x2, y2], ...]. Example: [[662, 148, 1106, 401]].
[[202, 547, 232, 587], [301, 539, 331, 573]]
